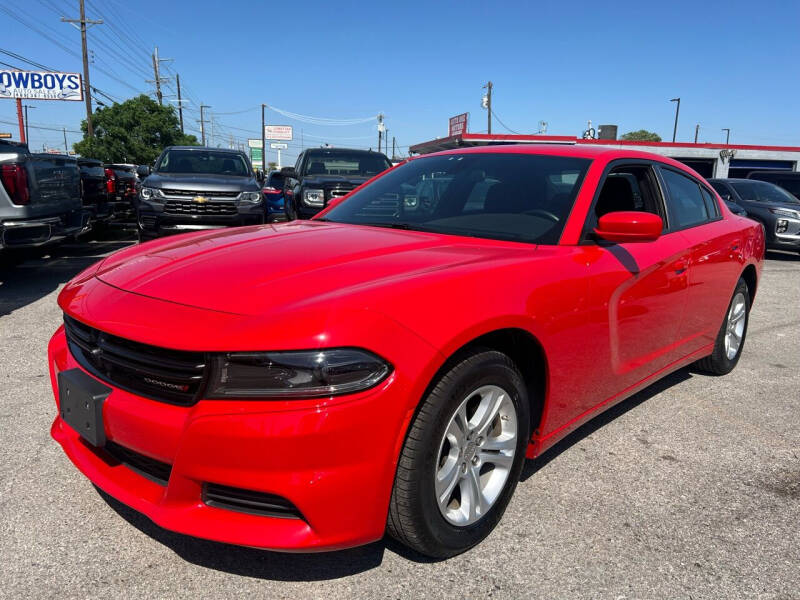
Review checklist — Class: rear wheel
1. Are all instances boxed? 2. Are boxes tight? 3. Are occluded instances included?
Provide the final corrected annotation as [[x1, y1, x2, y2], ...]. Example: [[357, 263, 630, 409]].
[[387, 349, 530, 558], [695, 278, 750, 375]]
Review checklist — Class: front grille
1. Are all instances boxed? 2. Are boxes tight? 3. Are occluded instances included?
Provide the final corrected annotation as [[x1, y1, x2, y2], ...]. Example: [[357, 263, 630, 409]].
[[203, 483, 303, 519], [325, 183, 356, 201], [64, 315, 207, 406], [162, 189, 240, 198], [164, 200, 238, 215], [104, 441, 172, 485]]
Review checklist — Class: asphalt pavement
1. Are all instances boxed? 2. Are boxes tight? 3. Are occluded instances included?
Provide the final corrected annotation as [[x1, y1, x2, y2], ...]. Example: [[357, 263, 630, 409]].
[[1, 236, 798, 599]]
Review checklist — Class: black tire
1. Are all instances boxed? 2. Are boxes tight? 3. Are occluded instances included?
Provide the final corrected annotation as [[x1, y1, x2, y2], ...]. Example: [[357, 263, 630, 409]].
[[284, 197, 297, 221], [694, 277, 750, 375], [387, 349, 530, 558]]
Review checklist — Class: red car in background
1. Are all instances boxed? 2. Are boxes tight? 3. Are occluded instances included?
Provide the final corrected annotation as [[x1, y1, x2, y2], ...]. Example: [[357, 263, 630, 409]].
[[48, 146, 764, 558]]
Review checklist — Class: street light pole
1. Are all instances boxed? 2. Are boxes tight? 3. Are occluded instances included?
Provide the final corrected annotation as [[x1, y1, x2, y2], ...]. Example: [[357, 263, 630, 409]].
[[670, 97, 680, 143], [23, 104, 35, 144], [261, 103, 266, 174], [722, 128, 731, 145]]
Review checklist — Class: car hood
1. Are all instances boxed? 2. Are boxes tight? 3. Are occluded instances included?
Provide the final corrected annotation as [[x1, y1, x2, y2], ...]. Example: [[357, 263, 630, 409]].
[[94, 222, 534, 316], [144, 172, 258, 192]]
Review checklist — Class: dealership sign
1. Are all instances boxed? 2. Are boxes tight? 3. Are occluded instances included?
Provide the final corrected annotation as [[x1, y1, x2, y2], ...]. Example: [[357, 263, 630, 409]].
[[0, 70, 83, 101], [270, 142, 288, 150], [448, 113, 468, 137], [247, 138, 263, 148], [265, 125, 292, 141]]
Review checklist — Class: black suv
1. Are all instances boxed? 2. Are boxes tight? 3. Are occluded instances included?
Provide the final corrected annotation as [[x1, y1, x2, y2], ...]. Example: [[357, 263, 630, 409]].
[[282, 148, 391, 219], [137, 146, 264, 241], [709, 178, 800, 254], [77, 158, 113, 229]]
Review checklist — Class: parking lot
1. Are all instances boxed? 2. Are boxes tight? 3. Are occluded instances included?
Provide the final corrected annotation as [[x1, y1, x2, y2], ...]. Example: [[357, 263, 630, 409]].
[[0, 237, 796, 599]]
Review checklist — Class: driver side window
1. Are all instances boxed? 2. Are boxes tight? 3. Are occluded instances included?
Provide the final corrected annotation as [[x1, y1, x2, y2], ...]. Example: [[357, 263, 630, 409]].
[[588, 164, 665, 233]]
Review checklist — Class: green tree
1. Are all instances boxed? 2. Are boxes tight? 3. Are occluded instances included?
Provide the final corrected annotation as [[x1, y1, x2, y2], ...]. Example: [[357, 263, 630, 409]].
[[620, 129, 662, 142], [74, 94, 198, 163]]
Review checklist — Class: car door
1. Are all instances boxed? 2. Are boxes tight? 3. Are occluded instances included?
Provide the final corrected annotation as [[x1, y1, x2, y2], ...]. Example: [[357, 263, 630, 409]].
[[660, 167, 743, 353], [580, 161, 691, 406]]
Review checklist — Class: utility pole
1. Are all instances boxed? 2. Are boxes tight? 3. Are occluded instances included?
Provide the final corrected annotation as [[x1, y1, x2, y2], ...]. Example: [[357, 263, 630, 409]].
[[199, 104, 210, 146], [670, 97, 680, 143], [23, 104, 35, 144], [63, 127, 69, 153], [384, 128, 389, 155], [392, 136, 396, 160], [377, 114, 384, 154], [16, 99, 25, 144], [261, 103, 266, 174], [722, 128, 731, 145], [483, 81, 493, 134], [694, 124, 700, 144], [149, 46, 172, 106], [176, 73, 184, 133], [62, 0, 102, 137]]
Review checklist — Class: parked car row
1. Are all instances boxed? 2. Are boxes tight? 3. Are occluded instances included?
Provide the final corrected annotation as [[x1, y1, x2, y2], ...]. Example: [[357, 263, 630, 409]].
[[0, 139, 156, 253]]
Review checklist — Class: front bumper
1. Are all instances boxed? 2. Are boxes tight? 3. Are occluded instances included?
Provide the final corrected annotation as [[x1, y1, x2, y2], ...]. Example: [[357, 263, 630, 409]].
[[48, 325, 412, 551], [1, 209, 89, 249], [138, 202, 265, 237]]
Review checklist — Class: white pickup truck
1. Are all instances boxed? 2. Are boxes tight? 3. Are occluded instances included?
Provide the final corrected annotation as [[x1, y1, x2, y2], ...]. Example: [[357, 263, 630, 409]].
[[0, 139, 87, 250]]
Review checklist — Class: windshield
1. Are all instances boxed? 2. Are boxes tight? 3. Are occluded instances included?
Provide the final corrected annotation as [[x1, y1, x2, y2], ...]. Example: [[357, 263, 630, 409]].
[[302, 151, 390, 177], [730, 180, 800, 204], [157, 150, 251, 176], [322, 153, 591, 244]]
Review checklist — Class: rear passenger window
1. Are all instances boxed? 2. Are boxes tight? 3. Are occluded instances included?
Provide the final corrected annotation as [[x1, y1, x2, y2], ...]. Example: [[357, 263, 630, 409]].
[[700, 186, 719, 217], [661, 168, 710, 229]]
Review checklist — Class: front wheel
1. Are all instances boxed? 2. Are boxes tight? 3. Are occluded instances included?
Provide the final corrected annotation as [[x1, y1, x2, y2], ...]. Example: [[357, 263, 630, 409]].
[[695, 277, 750, 375], [387, 349, 530, 558]]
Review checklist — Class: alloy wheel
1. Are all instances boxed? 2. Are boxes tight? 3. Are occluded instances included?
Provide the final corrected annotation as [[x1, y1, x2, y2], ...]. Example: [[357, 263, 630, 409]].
[[724, 291, 747, 360], [435, 385, 518, 526]]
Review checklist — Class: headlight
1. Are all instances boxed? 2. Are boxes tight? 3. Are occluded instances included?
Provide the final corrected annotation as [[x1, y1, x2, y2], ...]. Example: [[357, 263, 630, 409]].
[[302, 188, 325, 207], [769, 207, 800, 219], [239, 191, 262, 204], [140, 187, 162, 201], [206, 348, 391, 399]]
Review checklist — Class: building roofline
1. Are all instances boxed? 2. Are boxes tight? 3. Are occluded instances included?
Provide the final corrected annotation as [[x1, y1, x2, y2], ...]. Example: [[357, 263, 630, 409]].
[[409, 133, 800, 155]]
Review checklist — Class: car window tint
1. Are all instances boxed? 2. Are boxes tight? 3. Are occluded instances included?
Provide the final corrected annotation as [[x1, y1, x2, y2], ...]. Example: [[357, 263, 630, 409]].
[[730, 180, 800, 204], [700, 186, 719, 217], [709, 181, 731, 198], [324, 153, 591, 245], [661, 168, 709, 229]]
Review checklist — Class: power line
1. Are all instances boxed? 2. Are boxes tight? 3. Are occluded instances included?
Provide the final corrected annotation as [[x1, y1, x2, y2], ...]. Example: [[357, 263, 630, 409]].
[[489, 108, 522, 134]]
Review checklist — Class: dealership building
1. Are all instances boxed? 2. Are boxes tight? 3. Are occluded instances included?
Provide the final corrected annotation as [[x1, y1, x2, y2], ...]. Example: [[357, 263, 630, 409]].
[[409, 133, 800, 179]]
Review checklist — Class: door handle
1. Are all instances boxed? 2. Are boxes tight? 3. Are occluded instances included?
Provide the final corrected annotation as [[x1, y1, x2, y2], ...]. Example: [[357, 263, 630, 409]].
[[674, 267, 687, 275]]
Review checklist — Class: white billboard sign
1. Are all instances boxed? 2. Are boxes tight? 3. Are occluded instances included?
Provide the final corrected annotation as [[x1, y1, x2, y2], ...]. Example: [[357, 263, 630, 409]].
[[0, 70, 83, 101], [265, 125, 292, 141], [247, 138, 263, 148], [270, 142, 288, 150]]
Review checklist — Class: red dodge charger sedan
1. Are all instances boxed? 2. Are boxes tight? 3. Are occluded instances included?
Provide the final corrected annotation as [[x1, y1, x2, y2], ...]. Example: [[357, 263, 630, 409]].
[[48, 146, 764, 557]]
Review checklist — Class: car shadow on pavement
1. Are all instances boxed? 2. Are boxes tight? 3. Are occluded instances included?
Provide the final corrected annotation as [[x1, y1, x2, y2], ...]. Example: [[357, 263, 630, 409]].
[[765, 250, 800, 261], [521, 367, 692, 481], [95, 487, 412, 579], [0, 234, 134, 317]]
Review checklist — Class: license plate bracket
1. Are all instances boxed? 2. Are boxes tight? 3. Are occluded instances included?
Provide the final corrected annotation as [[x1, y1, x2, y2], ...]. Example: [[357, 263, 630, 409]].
[[58, 368, 112, 447]]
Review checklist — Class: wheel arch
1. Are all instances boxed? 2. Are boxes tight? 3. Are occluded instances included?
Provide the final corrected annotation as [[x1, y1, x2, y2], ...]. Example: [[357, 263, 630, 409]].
[[421, 327, 550, 441], [741, 263, 757, 304]]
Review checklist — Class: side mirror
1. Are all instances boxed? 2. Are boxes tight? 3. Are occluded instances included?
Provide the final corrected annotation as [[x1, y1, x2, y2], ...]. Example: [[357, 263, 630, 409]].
[[136, 165, 150, 177], [280, 166, 297, 178], [594, 211, 663, 243]]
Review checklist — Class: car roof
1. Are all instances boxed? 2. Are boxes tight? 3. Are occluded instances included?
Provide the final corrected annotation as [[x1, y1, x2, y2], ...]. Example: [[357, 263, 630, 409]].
[[164, 146, 244, 154], [407, 144, 712, 182], [305, 148, 386, 155]]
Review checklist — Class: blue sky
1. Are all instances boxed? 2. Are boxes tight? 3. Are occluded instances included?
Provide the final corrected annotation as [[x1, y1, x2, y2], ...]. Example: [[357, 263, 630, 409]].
[[2, 0, 799, 165]]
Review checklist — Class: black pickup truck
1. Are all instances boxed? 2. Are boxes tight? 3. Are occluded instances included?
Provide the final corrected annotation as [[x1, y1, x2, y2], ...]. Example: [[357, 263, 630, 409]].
[[282, 148, 391, 219], [0, 140, 87, 250], [137, 146, 264, 241], [77, 158, 113, 229]]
